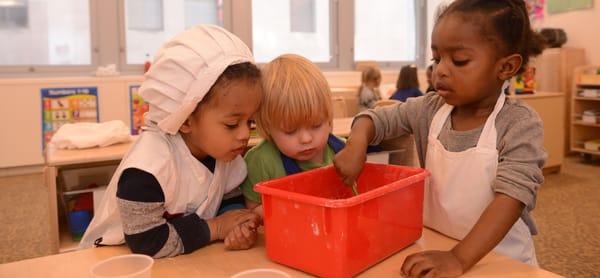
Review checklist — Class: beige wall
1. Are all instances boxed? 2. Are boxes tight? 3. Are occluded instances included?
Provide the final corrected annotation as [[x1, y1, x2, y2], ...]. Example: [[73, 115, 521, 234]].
[[535, 0, 600, 65]]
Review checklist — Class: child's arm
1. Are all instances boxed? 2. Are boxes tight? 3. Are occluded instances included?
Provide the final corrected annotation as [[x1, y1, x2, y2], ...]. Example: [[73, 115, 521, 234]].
[[336, 96, 428, 185], [334, 116, 375, 185], [117, 168, 259, 258], [401, 107, 545, 277], [401, 194, 524, 277]]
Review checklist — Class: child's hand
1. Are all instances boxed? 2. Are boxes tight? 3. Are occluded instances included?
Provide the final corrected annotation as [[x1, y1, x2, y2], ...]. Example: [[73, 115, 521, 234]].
[[251, 205, 264, 219], [333, 116, 373, 186], [333, 142, 367, 186], [224, 219, 259, 250], [208, 209, 261, 241], [400, 250, 464, 278]]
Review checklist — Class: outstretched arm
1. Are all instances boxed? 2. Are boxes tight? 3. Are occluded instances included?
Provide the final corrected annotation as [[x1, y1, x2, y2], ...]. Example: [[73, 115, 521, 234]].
[[401, 193, 524, 278]]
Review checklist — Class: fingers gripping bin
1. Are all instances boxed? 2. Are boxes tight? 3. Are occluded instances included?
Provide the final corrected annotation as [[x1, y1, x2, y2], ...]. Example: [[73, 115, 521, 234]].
[[255, 163, 429, 278]]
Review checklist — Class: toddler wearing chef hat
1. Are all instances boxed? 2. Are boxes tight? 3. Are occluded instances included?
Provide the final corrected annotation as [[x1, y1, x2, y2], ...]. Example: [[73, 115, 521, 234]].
[[80, 25, 262, 257]]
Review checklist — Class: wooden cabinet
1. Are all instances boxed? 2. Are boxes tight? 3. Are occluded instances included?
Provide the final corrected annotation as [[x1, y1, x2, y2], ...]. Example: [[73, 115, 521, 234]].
[[571, 66, 600, 159], [44, 143, 129, 253], [509, 92, 565, 173], [534, 47, 586, 154]]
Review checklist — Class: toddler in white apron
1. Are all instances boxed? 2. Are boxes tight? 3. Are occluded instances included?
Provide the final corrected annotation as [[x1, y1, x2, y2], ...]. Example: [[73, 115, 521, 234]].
[[80, 25, 262, 257], [334, 1, 547, 277]]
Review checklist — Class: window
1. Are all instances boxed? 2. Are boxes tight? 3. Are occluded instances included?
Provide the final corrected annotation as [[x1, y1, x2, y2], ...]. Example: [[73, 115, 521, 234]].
[[0, 0, 28, 28], [123, 0, 223, 65], [290, 0, 315, 33], [185, 0, 223, 29], [251, 0, 331, 64], [126, 0, 164, 31], [0, 0, 90, 66], [354, 0, 416, 62], [0, 0, 429, 75]]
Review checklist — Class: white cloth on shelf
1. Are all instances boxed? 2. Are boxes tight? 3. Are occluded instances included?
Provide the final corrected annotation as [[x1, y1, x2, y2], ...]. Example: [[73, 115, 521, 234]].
[[49, 120, 132, 149]]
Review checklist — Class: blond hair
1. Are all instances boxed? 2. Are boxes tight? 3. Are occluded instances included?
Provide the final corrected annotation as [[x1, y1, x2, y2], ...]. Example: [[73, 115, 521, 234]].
[[358, 66, 381, 97], [361, 66, 381, 84], [257, 54, 332, 141]]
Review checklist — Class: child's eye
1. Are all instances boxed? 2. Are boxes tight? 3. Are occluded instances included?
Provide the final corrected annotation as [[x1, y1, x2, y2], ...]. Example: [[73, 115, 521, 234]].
[[452, 59, 469, 66], [284, 129, 297, 135], [430, 57, 440, 65], [312, 123, 323, 129], [225, 123, 238, 129]]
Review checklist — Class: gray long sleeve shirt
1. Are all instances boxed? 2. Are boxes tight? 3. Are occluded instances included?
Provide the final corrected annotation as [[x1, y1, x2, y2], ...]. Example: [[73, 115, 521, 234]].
[[359, 93, 547, 234]]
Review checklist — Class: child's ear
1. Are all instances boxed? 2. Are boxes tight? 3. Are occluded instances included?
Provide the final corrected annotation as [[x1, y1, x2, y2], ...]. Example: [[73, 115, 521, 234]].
[[179, 117, 193, 134], [497, 54, 523, 81]]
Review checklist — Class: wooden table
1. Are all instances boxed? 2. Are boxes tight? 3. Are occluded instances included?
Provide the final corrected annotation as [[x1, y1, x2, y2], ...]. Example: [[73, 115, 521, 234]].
[[0, 228, 561, 278], [44, 118, 355, 253]]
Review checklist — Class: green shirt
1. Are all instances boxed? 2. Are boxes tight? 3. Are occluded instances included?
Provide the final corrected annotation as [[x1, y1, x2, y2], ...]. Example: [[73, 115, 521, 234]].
[[240, 138, 341, 203]]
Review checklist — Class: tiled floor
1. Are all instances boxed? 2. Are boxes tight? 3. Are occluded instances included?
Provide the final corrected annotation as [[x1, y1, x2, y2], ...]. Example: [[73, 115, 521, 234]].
[[0, 156, 598, 277]]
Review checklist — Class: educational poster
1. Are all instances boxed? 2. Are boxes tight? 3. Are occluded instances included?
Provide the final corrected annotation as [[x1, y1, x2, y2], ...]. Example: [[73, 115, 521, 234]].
[[129, 85, 148, 135], [548, 0, 593, 14], [525, 0, 545, 22], [41, 87, 99, 148]]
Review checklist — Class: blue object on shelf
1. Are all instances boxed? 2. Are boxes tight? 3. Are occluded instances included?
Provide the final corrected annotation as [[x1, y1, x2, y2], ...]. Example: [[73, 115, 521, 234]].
[[68, 210, 92, 240]]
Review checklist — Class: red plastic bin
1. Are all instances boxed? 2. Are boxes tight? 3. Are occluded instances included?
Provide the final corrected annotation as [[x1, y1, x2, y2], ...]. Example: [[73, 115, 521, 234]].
[[254, 163, 429, 278]]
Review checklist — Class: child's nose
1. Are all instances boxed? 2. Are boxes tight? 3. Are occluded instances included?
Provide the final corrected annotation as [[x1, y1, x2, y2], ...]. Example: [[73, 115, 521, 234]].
[[434, 61, 448, 79], [299, 129, 312, 144], [237, 125, 250, 141]]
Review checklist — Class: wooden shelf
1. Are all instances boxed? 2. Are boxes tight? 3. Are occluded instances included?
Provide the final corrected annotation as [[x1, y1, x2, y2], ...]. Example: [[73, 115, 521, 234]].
[[579, 74, 600, 86], [63, 185, 107, 196], [572, 67, 600, 157], [509, 91, 564, 99], [59, 223, 80, 253], [577, 83, 600, 87], [574, 96, 600, 101], [572, 147, 600, 156], [573, 120, 600, 127]]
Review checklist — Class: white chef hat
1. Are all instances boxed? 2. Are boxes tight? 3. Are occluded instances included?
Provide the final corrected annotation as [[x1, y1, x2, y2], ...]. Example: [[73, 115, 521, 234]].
[[140, 24, 254, 135]]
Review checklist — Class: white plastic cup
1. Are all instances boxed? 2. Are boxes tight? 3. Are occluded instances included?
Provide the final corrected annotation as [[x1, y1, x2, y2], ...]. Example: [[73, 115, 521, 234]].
[[231, 268, 291, 278], [90, 254, 154, 278]]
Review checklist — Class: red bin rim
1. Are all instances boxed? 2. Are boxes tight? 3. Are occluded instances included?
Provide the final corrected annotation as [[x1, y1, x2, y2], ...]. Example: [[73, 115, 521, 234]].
[[254, 163, 430, 208]]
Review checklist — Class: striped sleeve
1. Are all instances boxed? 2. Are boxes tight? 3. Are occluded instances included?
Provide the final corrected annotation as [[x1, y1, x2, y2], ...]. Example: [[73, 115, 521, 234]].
[[116, 168, 211, 257]]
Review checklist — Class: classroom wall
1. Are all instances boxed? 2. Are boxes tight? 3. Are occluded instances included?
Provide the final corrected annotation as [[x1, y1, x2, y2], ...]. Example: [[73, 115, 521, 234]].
[[534, 0, 600, 65], [0, 76, 141, 168], [0, 70, 428, 169]]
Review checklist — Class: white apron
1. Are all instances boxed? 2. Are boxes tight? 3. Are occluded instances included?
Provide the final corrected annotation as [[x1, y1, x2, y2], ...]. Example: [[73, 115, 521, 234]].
[[423, 87, 537, 265], [79, 130, 246, 248]]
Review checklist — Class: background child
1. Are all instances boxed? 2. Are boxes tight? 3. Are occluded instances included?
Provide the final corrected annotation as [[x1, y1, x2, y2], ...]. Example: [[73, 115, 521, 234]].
[[241, 54, 345, 216], [80, 25, 262, 257], [390, 65, 423, 102], [425, 64, 436, 93], [334, 0, 546, 276], [358, 66, 382, 111]]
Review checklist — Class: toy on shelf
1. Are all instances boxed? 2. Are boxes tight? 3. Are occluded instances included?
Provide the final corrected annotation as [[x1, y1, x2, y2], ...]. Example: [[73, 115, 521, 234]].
[[584, 139, 600, 151], [513, 66, 536, 94]]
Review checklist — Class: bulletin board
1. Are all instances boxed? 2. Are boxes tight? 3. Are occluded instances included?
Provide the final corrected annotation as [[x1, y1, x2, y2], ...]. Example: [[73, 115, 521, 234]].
[[41, 87, 99, 148], [129, 85, 148, 135], [548, 0, 593, 14]]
